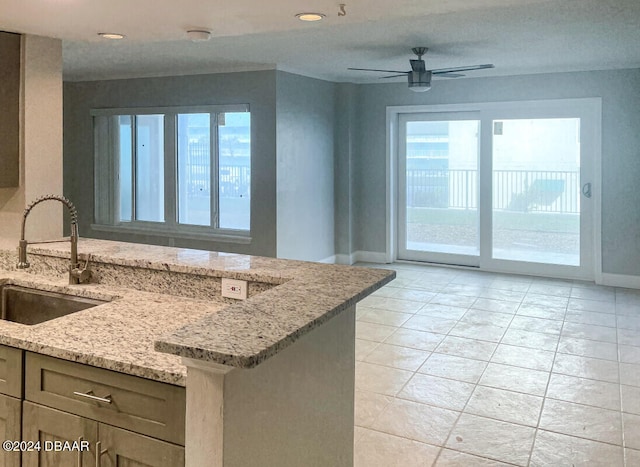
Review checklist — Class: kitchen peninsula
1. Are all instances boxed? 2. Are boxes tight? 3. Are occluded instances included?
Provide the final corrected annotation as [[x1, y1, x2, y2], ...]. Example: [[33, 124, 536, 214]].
[[0, 239, 394, 467]]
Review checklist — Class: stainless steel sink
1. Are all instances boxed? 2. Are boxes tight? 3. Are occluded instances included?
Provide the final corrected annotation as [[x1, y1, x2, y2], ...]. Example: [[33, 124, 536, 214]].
[[0, 285, 107, 325]]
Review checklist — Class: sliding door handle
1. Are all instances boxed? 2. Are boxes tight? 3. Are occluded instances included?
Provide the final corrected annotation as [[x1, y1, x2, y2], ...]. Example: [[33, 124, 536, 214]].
[[582, 182, 592, 198]]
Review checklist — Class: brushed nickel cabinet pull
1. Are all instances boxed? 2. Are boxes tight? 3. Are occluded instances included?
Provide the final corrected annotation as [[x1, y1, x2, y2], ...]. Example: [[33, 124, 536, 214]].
[[77, 437, 83, 467], [95, 441, 105, 467], [73, 390, 112, 404]]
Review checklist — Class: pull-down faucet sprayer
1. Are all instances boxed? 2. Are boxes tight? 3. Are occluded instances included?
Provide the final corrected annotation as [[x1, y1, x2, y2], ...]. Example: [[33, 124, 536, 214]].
[[16, 195, 90, 285]]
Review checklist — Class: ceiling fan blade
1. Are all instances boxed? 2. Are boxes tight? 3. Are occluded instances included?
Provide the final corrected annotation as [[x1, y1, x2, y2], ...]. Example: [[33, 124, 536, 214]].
[[431, 64, 494, 74], [348, 67, 409, 74], [433, 73, 465, 78], [380, 74, 409, 79]]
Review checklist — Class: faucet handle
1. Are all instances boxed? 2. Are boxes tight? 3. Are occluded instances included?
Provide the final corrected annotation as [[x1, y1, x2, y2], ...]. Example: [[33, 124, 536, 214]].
[[71, 254, 91, 284], [80, 253, 91, 270]]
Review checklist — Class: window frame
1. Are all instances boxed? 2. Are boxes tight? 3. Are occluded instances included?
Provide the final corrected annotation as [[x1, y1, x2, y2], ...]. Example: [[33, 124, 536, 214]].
[[92, 104, 251, 241]]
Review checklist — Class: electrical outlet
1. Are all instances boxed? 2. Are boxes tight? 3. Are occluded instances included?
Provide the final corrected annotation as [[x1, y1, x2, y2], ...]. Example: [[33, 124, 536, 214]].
[[221, 278, 247, 300]]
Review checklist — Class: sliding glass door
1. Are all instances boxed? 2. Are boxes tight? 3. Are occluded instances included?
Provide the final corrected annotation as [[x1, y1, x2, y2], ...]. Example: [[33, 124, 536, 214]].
[[397, 112, 481, 266], [491, 118, 581, 266], [396, 100, 598, 279]]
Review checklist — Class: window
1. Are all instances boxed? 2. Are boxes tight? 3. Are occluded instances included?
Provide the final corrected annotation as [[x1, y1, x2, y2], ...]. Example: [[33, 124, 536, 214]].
[[93, 105, 251, 238]]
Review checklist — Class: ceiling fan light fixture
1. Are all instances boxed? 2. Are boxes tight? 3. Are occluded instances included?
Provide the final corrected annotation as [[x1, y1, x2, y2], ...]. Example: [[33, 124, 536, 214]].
[[295, 13, 325, 22], [186, 29, 212, 42], [408, 71, 431, 92], [409, 85, 431, 92], [98, 32, 125, 40]]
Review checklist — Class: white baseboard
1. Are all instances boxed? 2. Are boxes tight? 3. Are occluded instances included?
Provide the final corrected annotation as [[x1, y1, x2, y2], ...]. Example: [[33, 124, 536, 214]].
[[317, 255, 337, 264], [331, 251, 391, 265], [334, 254, 355, 265], [353, 251, 390, 264], [599, 273, 640, 289], [324, 251, 393, 265]]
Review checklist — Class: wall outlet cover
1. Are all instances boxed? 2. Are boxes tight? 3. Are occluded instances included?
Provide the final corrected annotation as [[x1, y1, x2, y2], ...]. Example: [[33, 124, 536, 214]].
[[221, 278, 248, 300]]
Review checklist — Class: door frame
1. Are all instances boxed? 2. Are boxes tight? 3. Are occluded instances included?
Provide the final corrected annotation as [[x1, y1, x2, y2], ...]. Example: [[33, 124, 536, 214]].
[[386, 98, 602, 281]]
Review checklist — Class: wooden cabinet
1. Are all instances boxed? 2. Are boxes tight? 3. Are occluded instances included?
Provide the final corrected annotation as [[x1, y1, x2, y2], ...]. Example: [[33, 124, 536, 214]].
[[0, 344, 22, 467], [0, 394, 21, 467], [22, 403, 184, 467], [23, 353, 185, 466], [97, 424, 184, 467], [22, 402, 96, 467], [0, 345, 23, 398], [25, 352, 185, 445], [0, 31, 20, 188], [0, 346, 185, 467]]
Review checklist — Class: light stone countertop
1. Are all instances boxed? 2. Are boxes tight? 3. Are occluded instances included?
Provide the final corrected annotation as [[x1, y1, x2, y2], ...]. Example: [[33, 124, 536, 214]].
[[0, 239, 394, 386]]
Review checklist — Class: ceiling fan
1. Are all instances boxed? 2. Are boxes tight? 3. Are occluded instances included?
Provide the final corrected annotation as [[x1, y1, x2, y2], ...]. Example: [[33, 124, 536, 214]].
[[348, 47, 494, 92]]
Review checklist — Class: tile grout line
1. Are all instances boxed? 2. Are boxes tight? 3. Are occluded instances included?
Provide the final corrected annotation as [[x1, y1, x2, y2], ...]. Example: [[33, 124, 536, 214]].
[[372, 274, 458, 467], [616, 287, 628, 467], [428, 272, 493, 467], [355, 273, 455, 460], [525, 291, 569, 467], [433, 276, 532, 466]]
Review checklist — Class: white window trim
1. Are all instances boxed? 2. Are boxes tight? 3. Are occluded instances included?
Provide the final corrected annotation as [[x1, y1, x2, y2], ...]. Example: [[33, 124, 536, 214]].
[[92, 104, 251, 242]]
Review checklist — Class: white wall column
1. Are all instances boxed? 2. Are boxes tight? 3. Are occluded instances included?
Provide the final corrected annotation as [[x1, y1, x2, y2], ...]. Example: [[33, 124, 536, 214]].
[[182, 359, 232, 467], [181, 306, 356, 467]]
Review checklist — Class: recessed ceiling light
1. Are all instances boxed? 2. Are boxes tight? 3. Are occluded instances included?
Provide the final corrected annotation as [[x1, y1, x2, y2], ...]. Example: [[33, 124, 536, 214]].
[[295, 13, 325, 22], [98, 32, 125, 40]]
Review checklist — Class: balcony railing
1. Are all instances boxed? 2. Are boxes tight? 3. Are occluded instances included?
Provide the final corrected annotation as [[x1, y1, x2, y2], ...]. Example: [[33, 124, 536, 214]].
[[407, 169, 580, 214], [183, 142, 250, 198]]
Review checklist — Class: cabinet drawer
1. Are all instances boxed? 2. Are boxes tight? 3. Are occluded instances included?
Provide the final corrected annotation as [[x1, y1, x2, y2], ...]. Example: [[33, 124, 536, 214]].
[[25, 352, 185, 445], [0, 345, 22, 398]]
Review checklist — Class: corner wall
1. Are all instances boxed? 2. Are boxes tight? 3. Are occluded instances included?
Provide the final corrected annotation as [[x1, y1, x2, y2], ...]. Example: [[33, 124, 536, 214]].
[[275, 71, 335, 262], [334, 84, 357, 263]]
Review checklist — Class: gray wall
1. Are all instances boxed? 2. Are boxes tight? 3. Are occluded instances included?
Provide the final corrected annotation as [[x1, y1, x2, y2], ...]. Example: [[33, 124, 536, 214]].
[[63, 67, 640, 276], [351, 68, 640, 276], [275, 71, 335, 261], [64, 70, 278, 257], [334, 84, 358, 260]]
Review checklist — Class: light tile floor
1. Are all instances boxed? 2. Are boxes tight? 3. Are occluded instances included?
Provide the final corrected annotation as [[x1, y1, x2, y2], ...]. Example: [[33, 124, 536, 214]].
[[353, 262, 640, 466]]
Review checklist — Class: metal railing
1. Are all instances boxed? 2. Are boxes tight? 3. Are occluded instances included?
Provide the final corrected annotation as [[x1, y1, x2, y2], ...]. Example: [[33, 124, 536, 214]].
[[407, 169, 580, 213], [183, 142, 250, 198]]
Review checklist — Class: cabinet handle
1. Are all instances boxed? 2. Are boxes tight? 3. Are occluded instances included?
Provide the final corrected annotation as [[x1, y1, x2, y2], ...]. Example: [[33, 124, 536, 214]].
[[95, 441, 108, 467], [72, 390, 112, 404], [77, 437, 83, 467], [95, 441, 107, 467]]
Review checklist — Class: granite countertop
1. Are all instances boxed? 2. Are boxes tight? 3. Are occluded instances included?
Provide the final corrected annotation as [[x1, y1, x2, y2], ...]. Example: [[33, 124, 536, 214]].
[[0, 239, 394, 386]]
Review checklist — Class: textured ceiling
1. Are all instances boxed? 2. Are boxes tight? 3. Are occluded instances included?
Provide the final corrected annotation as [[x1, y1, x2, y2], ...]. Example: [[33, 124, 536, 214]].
[[1, 0, 639, 82]]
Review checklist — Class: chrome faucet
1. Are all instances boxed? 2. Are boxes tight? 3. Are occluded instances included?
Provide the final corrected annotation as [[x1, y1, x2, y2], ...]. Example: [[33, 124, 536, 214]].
[[16, 195, 90, 285]]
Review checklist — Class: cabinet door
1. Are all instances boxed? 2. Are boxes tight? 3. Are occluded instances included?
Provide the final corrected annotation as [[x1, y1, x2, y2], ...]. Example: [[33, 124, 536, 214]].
[[0, 394, 21, 467], [22, 402, 97, 467], [98, 424, 184, 467], [0, 345, 23, 398]]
